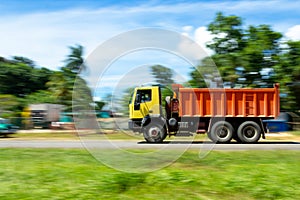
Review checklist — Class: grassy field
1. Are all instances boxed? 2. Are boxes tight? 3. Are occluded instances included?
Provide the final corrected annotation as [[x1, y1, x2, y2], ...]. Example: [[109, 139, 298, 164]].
[[0, 148, 299, 199]]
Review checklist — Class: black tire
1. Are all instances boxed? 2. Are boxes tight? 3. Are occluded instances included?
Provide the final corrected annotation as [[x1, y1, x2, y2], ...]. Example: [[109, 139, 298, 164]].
[[208, 121, 233, 143], [143, 123, 166, 143], [237, 121, 261, 143]]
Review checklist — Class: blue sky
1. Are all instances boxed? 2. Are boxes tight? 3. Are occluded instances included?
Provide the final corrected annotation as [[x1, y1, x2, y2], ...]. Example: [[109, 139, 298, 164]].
[[1, 0, 300, 69], [1, 0, 300, 100]]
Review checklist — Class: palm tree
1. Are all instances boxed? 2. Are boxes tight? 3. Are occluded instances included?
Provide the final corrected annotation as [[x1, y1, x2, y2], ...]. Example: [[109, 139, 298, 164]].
[[64, 44, 86, 73], [46, 71, 72, 107]]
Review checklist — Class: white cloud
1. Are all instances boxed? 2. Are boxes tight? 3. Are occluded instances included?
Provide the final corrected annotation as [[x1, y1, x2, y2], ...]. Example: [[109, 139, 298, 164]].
[[0, 8, 136, 70], [0, 0, 299, 71], [182, 25, 194, 33], [194, 26, 214, 56], [285, 25, 300, 40]]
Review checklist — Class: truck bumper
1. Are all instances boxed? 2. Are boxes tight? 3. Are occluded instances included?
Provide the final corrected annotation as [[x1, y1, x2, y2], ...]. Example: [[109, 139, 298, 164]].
[[128, 120, 142, 132]]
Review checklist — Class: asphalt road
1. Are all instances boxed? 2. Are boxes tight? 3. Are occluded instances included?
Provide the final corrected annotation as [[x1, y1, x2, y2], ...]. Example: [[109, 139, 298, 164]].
[[0, 139, 300, 150]]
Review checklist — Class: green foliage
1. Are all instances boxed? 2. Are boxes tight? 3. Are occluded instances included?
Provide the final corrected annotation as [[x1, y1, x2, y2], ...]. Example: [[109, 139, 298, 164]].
[[205, 12, 283, 84], [189, 57, 223, 87], [94, 101, 106, 111], [0, 94, 19, 117], [0, 44, 93, 115], [0, 148, 299, 199], [150, 65, 174, 85], [46, 70, 75, 109], [207, 12, 244, 54], [242, 25, 282, 72], [189, 12, 299, 111], [0, 14, 299, 115], [72, 75, 94, 112], [46, 68, 93, 112], [12, 56, 35, 67], [23, 90, 57, 105], [64, 44, 85, 73], [0, 59, 52, 97], [119, 87, 135, 116], [274, 41, 300, 110]]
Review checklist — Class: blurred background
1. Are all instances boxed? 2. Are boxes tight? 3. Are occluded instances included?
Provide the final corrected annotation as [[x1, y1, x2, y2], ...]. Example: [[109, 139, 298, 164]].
[[0, 1, 299, 132]]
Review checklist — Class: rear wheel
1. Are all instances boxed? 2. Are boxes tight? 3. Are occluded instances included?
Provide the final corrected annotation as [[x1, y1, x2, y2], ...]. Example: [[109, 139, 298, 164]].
[[143, 123, 166, 143], [237, 121, 261, 143], [208, 121, 233, 143]]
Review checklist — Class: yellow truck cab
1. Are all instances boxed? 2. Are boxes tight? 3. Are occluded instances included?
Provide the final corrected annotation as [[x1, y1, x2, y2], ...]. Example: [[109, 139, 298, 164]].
[[129, 86, 161, 119], [128, 85, 169, 142]]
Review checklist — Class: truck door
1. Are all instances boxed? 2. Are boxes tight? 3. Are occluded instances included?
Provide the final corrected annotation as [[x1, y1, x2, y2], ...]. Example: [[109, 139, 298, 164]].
[[130, 87, 161, 119]]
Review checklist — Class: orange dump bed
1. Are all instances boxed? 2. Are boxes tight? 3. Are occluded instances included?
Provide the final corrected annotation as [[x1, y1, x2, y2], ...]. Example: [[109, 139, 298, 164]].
[[173, 84, 280, 118]]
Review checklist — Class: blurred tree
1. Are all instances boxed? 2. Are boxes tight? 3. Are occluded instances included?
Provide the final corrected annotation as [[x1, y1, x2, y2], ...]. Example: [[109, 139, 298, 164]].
[[12, 56, 35, 67], [0, 94, 19, 117], [46, 69, 74, 110], [47, 67, 93, 111], [150, 65, 174, 85], [188, 57, 218, 87], [72, 75, 94, 112], [274, 41, 300, 111], [190, 12, 283, 88], [64, 44, 86, 73], [0, 58, 52, 97], [150, 65, 175, 111], [207, 12, 244, 54], [95, 101, 106, 111], [23, 90, 57, 105], [285, 41, 300, 81], [242, 25, 282, 72], [45, 45, 93, 111], [0, 46, 92, 115], [119, 87, 135, 116], [205, 12, 245, 84], [210, 53, 241, 83]]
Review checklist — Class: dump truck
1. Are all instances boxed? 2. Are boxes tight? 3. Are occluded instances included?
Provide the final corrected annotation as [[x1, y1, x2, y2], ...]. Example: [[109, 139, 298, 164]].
[[128, 83, 280, 143]]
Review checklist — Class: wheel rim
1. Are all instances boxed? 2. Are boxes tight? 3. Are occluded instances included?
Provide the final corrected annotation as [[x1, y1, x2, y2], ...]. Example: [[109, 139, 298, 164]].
[[149, 127, 159, 137], [242, 126, 257, 139], [147, 126, 161, 140], [216, 126, 230, 138]]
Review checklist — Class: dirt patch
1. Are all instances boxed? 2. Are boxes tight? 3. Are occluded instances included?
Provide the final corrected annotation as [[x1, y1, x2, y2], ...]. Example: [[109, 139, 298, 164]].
[[265, 132, 300, 142]]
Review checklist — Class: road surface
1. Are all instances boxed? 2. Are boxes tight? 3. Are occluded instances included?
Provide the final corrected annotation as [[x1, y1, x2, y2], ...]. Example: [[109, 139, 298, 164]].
[[0, 139, 300, 150]]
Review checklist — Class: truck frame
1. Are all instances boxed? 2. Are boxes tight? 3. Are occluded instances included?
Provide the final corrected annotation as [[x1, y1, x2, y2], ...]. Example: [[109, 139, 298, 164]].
[[128, 84, 280, 143]]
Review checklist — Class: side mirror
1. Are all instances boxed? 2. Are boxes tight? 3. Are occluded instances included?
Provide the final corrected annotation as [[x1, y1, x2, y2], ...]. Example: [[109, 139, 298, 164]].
[[134, 103, 140, 110], [134, 93, 141, 110], [136, 93, 141, 103]]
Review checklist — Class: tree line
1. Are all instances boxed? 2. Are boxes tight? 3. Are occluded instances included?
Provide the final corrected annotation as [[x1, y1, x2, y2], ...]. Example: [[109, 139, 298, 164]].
[[148, 13, 299, 112], [0, 12, 299, 118], [0, 44, 98, 118], [189, 12, 300, 111]]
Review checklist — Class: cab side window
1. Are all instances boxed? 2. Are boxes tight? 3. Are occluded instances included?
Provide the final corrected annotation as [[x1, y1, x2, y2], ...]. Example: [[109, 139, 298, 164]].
[[137, 89, 152, 103]]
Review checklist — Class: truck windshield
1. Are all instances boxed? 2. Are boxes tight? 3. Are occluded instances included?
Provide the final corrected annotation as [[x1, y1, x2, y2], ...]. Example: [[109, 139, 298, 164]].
[[136, 89, 152, 103]]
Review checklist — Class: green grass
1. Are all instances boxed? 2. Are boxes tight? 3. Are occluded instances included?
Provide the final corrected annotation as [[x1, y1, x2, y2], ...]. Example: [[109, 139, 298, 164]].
[[0, 148, 299, 199], [291, 130, 300, 135], [11, 131, 78, 139]]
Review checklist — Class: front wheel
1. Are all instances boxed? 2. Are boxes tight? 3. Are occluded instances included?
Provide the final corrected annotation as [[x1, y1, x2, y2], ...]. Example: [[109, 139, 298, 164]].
[[237, 121, 261, 143], [143, 124, 166, 143]]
